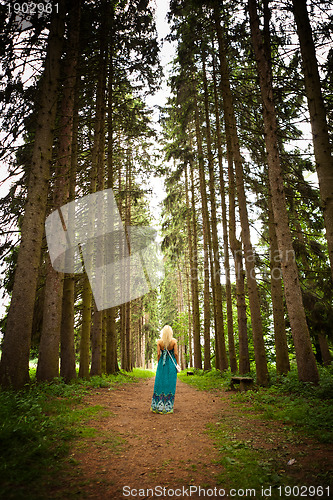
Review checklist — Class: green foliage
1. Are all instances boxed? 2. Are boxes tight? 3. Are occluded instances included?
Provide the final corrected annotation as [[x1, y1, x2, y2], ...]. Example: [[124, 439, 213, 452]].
[[159, 262, 179, 326], [232, 366, 333, 443], [129, 367, 156, 379], [208, 422, 285, 494], [178, 368, 233, 391], [0, 384, 87, 497], [181, 366, 333, 443], [0, 369, 153, 498], [180, 365, 333, 495]]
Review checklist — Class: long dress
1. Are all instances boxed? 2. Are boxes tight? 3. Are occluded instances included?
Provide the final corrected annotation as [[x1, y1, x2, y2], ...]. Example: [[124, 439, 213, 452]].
[[151, 347, 178, 414]]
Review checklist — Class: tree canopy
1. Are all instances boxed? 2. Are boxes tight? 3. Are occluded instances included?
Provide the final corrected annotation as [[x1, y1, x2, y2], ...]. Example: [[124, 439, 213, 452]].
[[0, 0, 332, 389]]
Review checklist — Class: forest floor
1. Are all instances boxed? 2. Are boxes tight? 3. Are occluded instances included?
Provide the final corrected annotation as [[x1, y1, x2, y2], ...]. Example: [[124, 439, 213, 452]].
[[44, 376, 333, 500]]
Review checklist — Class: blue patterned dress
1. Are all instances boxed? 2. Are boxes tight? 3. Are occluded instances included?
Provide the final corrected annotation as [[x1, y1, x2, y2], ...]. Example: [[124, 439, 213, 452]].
[[151, 347, 178, 414]]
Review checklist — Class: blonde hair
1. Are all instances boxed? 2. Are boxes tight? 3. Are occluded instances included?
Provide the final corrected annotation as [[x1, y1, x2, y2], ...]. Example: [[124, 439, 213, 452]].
[[160, 325, 173, 350]]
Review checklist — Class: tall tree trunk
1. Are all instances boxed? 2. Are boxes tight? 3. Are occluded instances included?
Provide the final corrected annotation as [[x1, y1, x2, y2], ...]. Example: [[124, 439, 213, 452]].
[[214, 4, 268, 384], [216, 44, 250, 375], [120, 163, 126, 370], [318, 332, 332, 367], [101, 311, 107, 373], [133, 300, 141, 368], [292, 0, 333, 280], [189, 151, 202, 369], [227, 146, 250, 375], [105, 7, 119, 374], [0, 5, 65, 388], [79, 117, 93, 378], [185, 253, 192, 368], [117, 151, 125, 371], [36, 252, 64, 381], [202, 54, 228, 371], [248, 0, 319, 383], [90, 308, 103, 376], [60, 274, 77, 381], [90, 14, 108, 377], [135, 311, 140, 367], [177, 264, 186, 369], [268, 194, 290, 375], [212, 54, 237, 373], [60, 71, 81, 382], [79, 275, 92, 378], [123, 153, 132, 372], [37, 0, 81, 382], [120, 304, 125, 370], [293, 212, 330, 371], [141, 315, 146, 368], [184, 160, 197, 369], [106, 308, 119, 374], [193, 88, 211, 371]]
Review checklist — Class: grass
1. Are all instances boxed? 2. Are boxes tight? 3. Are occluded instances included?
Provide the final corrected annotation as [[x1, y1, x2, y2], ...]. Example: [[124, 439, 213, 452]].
[[0, 367, 154, 499], [230, 365, 333, 443], [180, 365, 333, 496], [207, 421, 285, 498], [178, 368, 233, 391], [179, 365, 333, 442]]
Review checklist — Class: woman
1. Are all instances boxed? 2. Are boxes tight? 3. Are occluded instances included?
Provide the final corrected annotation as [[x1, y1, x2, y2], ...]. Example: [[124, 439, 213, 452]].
[[151, 325, 179, 414]]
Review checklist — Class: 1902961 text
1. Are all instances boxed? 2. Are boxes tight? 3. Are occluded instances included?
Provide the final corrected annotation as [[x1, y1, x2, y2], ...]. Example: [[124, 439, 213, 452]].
[[7, 2, 59, 16]]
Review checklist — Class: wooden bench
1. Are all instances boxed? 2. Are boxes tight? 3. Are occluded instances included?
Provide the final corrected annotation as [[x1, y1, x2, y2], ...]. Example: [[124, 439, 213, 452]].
[[230, 376, 254, 391]]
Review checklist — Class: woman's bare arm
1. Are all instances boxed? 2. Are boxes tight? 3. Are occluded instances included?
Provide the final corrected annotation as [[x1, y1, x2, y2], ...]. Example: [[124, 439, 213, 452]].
[[157, 341, 161, 362], [173, 341, 179, 364]]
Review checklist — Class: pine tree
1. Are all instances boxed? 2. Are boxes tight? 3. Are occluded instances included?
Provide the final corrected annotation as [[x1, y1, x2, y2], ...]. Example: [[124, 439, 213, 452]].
[[213, 1, 269, 385], [0, 3, 66, 388], [248, 0, 319, 383], [291, 0, 333, 280]]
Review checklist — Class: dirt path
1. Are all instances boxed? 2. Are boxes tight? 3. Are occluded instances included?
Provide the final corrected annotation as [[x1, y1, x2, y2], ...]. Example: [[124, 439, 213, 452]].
[[50, 378, 333, 500]]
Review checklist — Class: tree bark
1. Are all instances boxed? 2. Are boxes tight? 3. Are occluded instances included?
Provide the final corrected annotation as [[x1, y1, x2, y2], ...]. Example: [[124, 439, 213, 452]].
[[189, 150, 202, 369], [185, 253, 193, 368], [248, 0, 319, 383], [60, 69, 81, 382], [177, 264, 186, 370], [193, 88, 211, 371], [105, 8, 119, 374], [79, 275, 92, 378], [184, 160, 199, 369], [212, 54, 237, 373], [292, 0, 333, 280], [90, 12, 108, 377], [318, 332, 332, 367], [0, 5, 65, 388], [214, 3, 268, 384], [227, 142, 250, 375], [268, 194, 290, 375], [101, 311, 107, 373], [60, 273, 77, 382], [37, 0, 81, 382], [106, 307, 119, 374], [202, 53, 228, 371], [60, 2, 81, 383], [123, 154, 132, 372]]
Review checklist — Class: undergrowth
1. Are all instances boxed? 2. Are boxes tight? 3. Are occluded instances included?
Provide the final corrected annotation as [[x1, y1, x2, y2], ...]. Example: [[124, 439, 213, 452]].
[[207, 421, 287, 499], [232, 365, 333, 443], [179, 365, 333, 442], [180, 365, 332, 496], [178, 367, 233, 391], [0, 368, 154, 499]]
